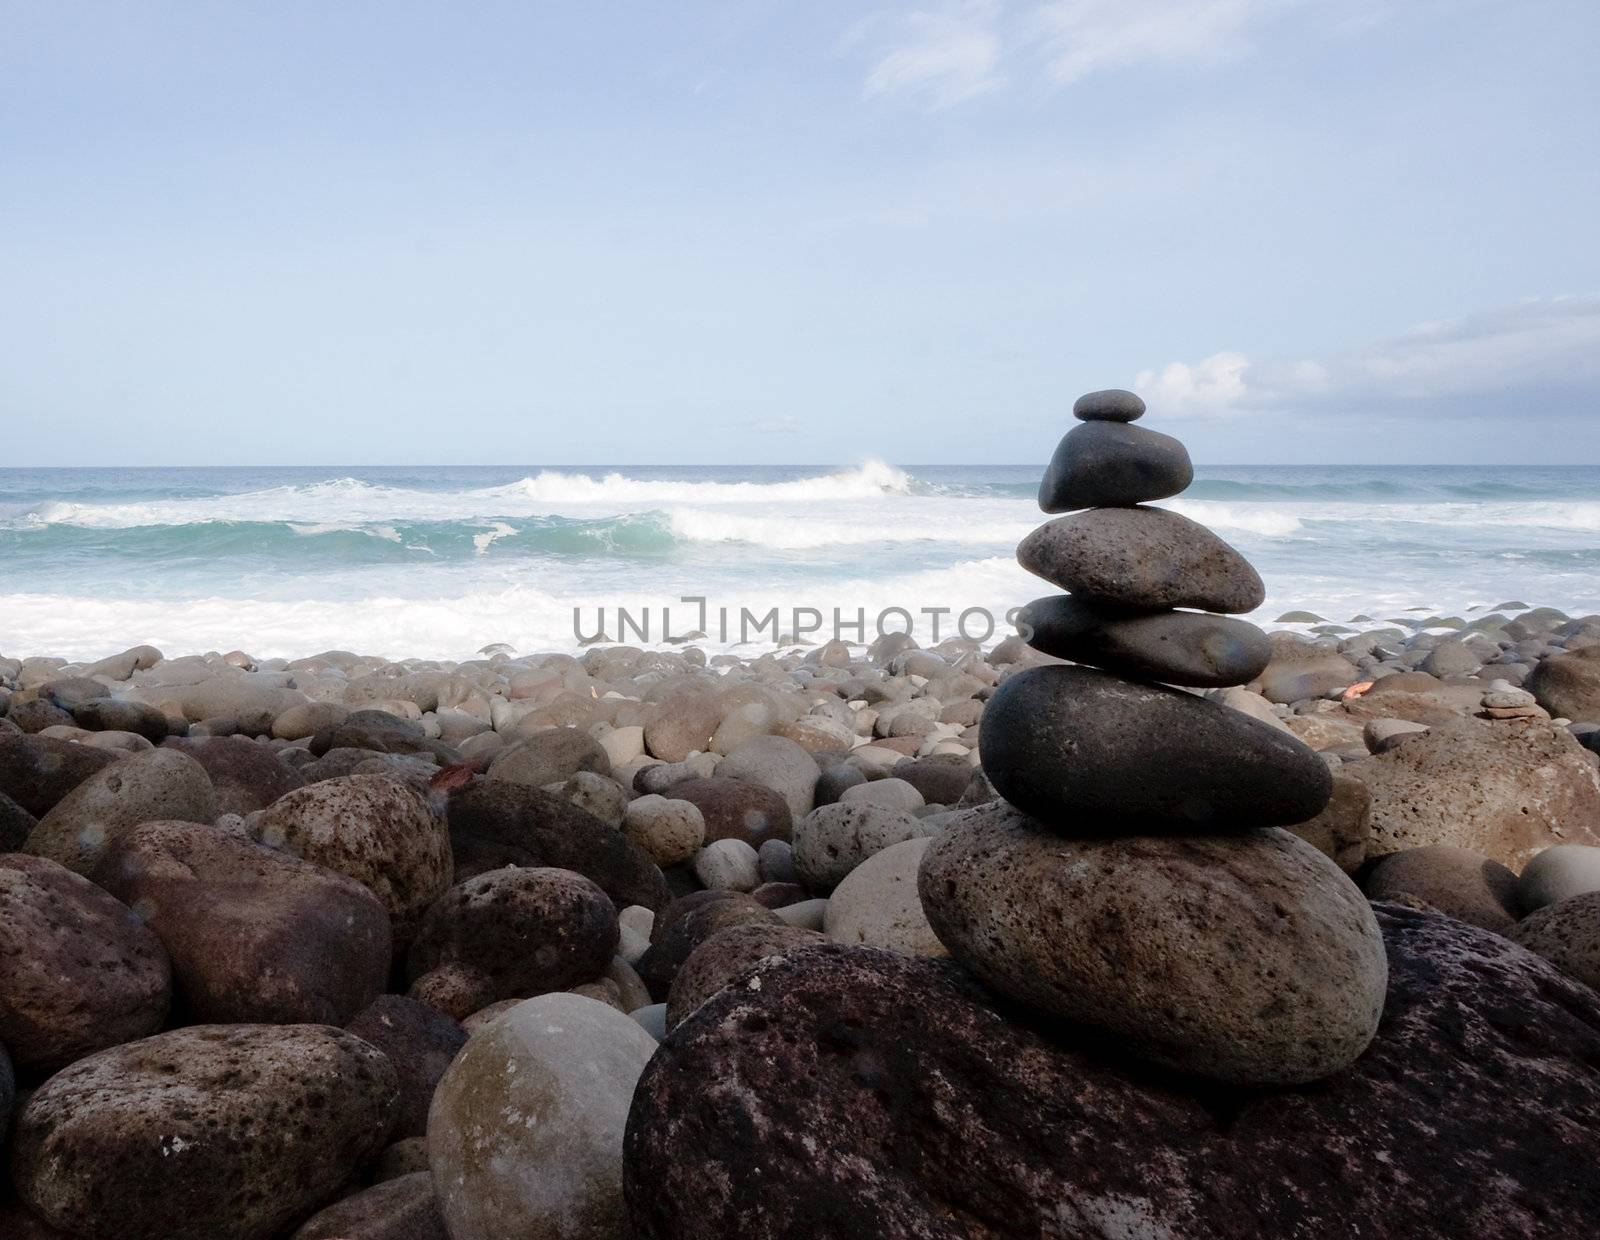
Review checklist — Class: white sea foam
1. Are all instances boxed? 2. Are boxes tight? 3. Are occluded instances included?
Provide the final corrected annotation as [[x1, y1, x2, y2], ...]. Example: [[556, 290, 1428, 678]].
[[664, 506, 1030, 549], [0, 555, 1038, 662], [1159, 500, 1304, 537], [475, 460, 914, 505], [471, 522, 518, 555], [8, 462, 918, 531], [6, 462, 1600, 663]]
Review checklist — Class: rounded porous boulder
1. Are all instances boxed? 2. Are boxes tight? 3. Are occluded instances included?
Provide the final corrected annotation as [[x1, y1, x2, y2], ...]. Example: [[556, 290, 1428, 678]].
[[665, 776, 793, 847], [1364, 845, 1519, 933], [24, 748, 218, 874], [1345, 717, 1600, 870], [406, 867, 619, 1020], [1528, 645, 1600, 722], [254, 773, 452, 942], [290, 1172, 446, 1240], [0, 854, 171, 1071], [622, 795, 706, 867], [642, 693, 722, 763], [635, 893, 781, 1000], [1283, 772, 1371, 873], [624, 912, 1600, 1238], [12, 1024, 399, 1240], [163, 735, 304, 815], [665, 922, 825, 1028], [487, 728, 612, 789], [792, 801, 934, 893], [1510, 890, 1600, 990], [713, 736, 820, 820], [918, 803, 1387, 1085], [428, 993, 658, 1240], [979, 665, 1332, 832], [345, 995, 468, 1141], [1016, 506, 1264, 613], [446, 779, 669, 912], [93, 819, 392, 1025], [1252, 637, 1362, 705]]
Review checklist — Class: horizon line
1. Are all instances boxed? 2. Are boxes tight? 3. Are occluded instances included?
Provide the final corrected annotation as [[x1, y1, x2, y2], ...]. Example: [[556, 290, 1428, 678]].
[[6, 461, 1600, 471]]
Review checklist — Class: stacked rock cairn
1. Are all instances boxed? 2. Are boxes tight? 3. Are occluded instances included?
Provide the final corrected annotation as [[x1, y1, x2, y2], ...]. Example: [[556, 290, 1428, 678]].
[[919, 387, 1391, 1086]]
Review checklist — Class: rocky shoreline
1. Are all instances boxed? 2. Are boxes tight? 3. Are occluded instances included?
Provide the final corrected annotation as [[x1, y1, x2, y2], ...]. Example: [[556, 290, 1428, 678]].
[[5, 398, 1600, 1237]]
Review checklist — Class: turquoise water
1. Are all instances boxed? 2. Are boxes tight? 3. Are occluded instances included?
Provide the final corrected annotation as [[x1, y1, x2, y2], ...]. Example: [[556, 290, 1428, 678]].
[[2, 463, 1598, 660]]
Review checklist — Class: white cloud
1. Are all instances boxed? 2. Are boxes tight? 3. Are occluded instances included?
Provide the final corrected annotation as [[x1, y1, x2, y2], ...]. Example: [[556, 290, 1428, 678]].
[[1033, 0, 1284, 84], [1135, 296, 1600, 417], [863, 1, 1004, 108], [860, 0, 1331, 104], [1136, 350, 1253, 415]]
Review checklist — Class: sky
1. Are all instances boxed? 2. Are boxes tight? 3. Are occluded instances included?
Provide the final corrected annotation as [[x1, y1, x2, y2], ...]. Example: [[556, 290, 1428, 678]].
[[2, 0, 1597, 466]]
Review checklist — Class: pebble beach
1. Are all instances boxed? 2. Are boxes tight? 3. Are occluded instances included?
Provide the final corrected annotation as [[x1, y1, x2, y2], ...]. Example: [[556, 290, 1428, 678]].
[[5, 394, 1600, 1237]]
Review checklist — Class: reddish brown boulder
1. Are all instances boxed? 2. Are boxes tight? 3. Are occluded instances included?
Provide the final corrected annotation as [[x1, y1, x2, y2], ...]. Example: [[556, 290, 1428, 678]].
[[253, 773, 451, 943], [163, 734, 304, 815], [405, 867, 618, 1020], [0, 854, 170, 1071], [1529, 645, 1600, 722], [290, 1172, 448, 1240], [1, 788, 37, 851], [667, 776, 793, 847], [1341, 672, 1487, 725], [7, 697, 75, 733], [643, 692, 723, 762], [0, 733, 118, 817], [447, 779, 668, 911], [1365, 845, 1519, 933], [666, 923, 824, 1029], [635, 892, 780, 1000], [486, 728, 611, 787], [889, 758, 972, 807], [93, 819, 391, 1025], [625, 911, 1600, 1239], [345, 995, 466, 1140], [0, 1203, 75, 1240], [12, 1024, 398, 1240]]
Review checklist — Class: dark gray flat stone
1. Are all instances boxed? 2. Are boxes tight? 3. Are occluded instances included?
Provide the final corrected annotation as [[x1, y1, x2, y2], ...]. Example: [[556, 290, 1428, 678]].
[[1038, 420, 1192, 511], [1018, 595, 1270, 687]]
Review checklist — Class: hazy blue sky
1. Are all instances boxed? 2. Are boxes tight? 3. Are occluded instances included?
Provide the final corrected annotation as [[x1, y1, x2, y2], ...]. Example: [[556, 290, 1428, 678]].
[[3, 1, 1597, 465]]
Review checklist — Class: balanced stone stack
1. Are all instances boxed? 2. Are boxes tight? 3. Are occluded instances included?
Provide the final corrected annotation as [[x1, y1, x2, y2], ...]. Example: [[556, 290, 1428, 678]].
[[919, 388, 1390, 1086]]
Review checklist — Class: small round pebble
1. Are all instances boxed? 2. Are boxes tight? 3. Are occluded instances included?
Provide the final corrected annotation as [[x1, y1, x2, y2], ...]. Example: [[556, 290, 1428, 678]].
[[622, 794, 706, 867], [840, 777, 926, 813], [693, 838, 761, 892], [758, 838, 798, 884], [1072, 387, 1145, 422]]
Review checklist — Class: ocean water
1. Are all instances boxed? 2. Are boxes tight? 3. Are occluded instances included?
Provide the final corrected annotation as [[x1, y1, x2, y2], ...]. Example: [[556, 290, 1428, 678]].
[[2, 463, 1598, 662]]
